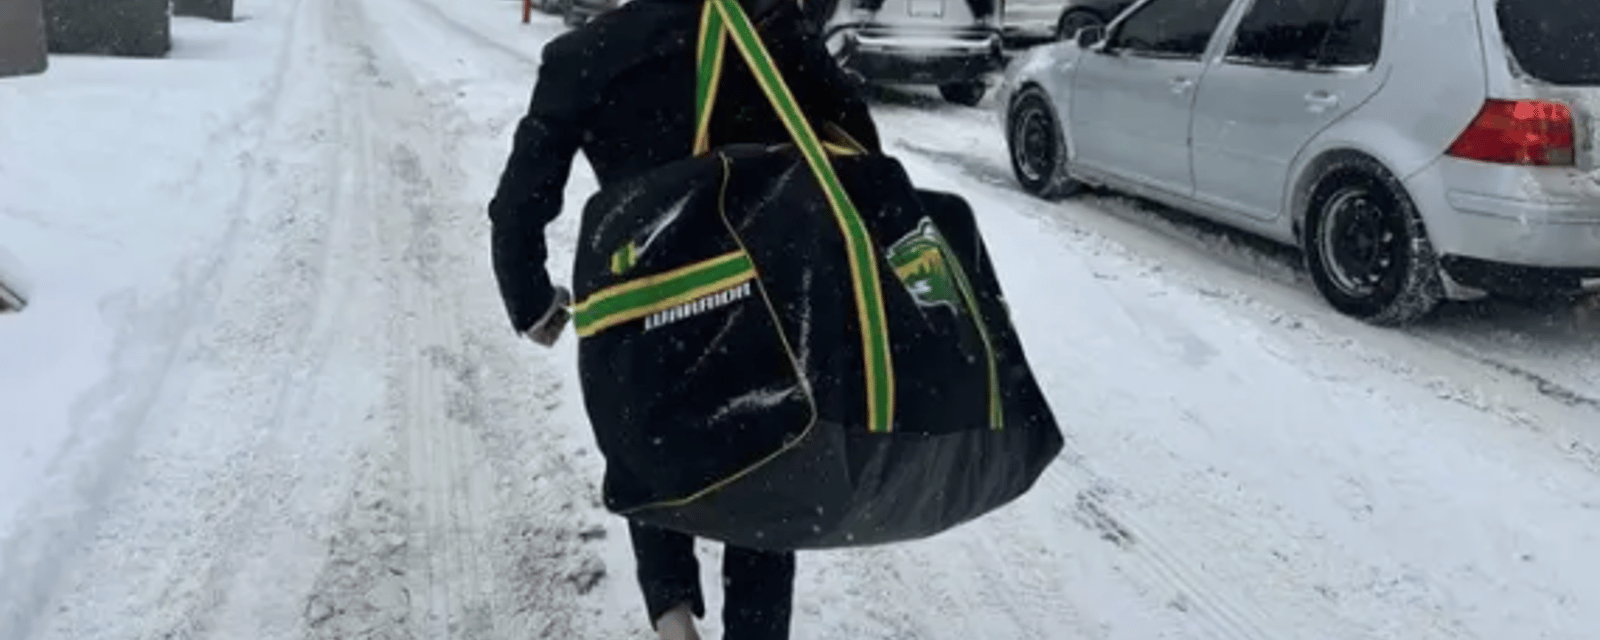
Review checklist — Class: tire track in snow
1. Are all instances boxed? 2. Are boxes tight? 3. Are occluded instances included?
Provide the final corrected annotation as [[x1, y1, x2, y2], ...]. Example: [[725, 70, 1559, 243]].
[[119, 0, 400, 631], [297, 0, 504, 637], [1014, 450, 1294, 640], [1067, 485, 1282, 640], [300, 0, 619, 638], [389, 104, 501, 640], [955, 503, 1101, 640], [298, 3, 431, 639], [4, 1, 312, 624], [8, 0, 393, 637]]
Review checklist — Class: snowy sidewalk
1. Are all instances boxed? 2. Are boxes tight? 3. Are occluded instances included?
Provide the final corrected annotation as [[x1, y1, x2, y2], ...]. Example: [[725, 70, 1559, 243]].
[[2, 5, 315, 634], [4, 1, 613, 637], [3, 0, 1599, 639]]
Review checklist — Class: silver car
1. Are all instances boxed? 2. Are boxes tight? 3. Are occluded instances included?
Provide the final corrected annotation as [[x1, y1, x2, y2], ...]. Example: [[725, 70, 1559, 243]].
[[996, 0, 1600, 325]]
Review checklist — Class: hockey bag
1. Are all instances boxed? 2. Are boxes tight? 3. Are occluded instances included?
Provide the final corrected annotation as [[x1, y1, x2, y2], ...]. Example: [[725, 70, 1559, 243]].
[[568, 0, 1062, 550]]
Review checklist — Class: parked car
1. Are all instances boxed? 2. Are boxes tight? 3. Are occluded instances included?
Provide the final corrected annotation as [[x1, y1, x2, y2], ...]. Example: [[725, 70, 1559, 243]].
[[1003, 0, 1137, 46], [997, 0, 1600, 325], [821, 0, 1007, 105], [561, 0, 621, 27], [529, 0, 566, 15]]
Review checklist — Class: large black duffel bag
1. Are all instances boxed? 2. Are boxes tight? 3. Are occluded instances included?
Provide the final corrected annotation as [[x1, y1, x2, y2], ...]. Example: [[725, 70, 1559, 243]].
[[568, 0, 1062, 550]]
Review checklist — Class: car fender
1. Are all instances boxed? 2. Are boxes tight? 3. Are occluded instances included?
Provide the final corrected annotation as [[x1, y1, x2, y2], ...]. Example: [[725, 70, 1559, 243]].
[[1285, 85, 1476, 242], [1284, 132, 1424, 239], [997, 43, 1080, 152]]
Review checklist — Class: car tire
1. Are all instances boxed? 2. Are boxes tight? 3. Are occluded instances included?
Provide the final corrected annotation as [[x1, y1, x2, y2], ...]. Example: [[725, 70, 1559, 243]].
[[1302, 156, 1443, 326], [1007, 86, 1082, 199], [939, 81, 988, 106], [1055, 9, 1104, 41]]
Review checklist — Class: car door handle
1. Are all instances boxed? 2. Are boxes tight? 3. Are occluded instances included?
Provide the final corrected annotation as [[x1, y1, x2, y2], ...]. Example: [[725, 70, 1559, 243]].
[[1171, 77, 1195, 94], [1305, 90, 1340, 112]]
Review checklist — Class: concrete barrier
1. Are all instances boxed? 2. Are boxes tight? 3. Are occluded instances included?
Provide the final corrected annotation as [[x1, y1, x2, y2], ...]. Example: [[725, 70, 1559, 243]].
[[0, 0, 48, 77], [174, 0, 233, 22], [42, 0, 171, 58]]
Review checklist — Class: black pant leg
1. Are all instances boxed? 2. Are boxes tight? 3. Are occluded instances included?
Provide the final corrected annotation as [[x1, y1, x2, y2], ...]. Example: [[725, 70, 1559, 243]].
[[628, 520, 705, 626], [721, 544, 795, 640]]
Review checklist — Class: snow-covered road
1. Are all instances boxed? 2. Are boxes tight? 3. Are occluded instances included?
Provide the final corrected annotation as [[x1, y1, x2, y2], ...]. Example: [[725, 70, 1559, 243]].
[[2, 1, 1597, 639]]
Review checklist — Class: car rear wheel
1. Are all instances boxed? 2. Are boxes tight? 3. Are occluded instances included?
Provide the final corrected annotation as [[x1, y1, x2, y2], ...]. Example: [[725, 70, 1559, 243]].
[[939, 81, 988, 106], [1056, 9, 1104, 41], [1303, 157, 1443, 325], [1007, 87, 1082, 199]]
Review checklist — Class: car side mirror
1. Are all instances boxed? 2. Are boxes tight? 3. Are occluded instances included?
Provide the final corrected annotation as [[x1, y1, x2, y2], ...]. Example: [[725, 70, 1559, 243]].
[[1076, 25, 1107, 50]]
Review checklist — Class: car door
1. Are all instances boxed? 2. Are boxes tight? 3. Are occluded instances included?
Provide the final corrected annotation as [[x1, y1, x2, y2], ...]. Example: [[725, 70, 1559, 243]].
[[1068, 0, 1236, 198], [1189, 0, 1388, 222]]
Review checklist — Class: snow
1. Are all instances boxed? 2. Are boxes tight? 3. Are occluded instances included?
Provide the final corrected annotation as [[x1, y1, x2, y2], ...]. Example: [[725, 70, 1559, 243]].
[[872, 137, 1600, 639], [634, 192, 695, 262], [0, 4, 285, 559], [710, 384, 802, 421], [0, 244, 29, 302], [3, 1, 1599, 639]]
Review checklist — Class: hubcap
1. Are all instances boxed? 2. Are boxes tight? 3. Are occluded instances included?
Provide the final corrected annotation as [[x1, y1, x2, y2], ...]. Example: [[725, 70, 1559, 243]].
[[1319, 187, 1401, 298], [1013, 105, 1055, 183]]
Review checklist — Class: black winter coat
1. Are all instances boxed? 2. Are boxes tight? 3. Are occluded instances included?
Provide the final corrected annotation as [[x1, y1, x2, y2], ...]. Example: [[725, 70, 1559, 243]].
[[488, 0, 882, 332]]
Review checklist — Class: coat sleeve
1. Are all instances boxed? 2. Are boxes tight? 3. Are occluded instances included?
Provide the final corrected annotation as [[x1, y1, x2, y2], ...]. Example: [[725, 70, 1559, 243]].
[[487, 39, 587, 333]]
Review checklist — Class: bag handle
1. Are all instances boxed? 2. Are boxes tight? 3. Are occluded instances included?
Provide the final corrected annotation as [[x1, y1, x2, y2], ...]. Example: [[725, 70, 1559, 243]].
[[692, 6, 865, 157], [691, 0, 896, 434], [692, 2, 728, 156]]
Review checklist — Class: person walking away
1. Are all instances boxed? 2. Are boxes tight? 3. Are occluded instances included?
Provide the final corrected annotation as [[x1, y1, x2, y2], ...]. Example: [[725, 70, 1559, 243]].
[[485, 0, 882, 638]]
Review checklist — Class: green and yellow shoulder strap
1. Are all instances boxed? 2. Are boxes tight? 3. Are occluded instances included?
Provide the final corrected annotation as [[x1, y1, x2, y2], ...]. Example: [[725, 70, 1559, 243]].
[[694, 0, 894, 433], [574, 0, 897, 433]]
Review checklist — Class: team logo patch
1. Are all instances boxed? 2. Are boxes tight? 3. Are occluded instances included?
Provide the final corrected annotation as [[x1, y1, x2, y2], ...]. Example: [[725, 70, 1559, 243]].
[[887, 218, 962, 313]]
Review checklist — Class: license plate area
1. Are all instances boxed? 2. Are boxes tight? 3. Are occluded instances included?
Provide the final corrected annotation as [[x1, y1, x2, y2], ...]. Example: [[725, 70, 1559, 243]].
[[908, 0, 944, 18]]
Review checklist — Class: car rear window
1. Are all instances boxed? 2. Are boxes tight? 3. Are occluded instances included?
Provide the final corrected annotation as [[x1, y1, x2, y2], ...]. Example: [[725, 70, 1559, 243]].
[[1496, 0, 1600, 86]]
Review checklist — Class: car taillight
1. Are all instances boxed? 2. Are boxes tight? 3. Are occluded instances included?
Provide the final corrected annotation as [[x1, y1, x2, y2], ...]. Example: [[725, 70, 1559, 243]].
[[1446, 99, 1576, 166]]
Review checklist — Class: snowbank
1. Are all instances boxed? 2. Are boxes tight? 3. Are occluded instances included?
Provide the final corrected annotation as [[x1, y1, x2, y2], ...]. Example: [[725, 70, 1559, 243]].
[[0, 2, 293, 586]]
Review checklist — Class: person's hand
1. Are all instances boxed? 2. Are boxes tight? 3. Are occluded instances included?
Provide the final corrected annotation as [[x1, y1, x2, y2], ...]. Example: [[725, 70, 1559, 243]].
[[522, 286, 572, 347]]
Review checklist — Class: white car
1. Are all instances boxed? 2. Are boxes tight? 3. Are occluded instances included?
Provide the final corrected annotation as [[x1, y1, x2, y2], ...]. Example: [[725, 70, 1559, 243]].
[[822, 0, 1007, 105], [1001, 0, 1139, 45], [996, 0, 1600, 325]]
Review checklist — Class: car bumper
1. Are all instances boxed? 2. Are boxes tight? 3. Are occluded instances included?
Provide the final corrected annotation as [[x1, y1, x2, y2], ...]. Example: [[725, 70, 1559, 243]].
[[830, 25, 1006, 84], [566, 0, 616, 21], [1437, 256, 1600, 296], [1406, 158, 1600, 294], [1408, 160, 1600, 268]]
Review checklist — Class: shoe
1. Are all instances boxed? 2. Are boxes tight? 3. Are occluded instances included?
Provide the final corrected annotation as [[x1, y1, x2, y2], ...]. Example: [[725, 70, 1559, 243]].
[[654, 602, 702, 640]]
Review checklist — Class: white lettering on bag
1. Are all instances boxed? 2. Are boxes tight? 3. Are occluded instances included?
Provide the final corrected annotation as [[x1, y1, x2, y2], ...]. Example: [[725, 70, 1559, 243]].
[[643, 281, 753, 332]]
